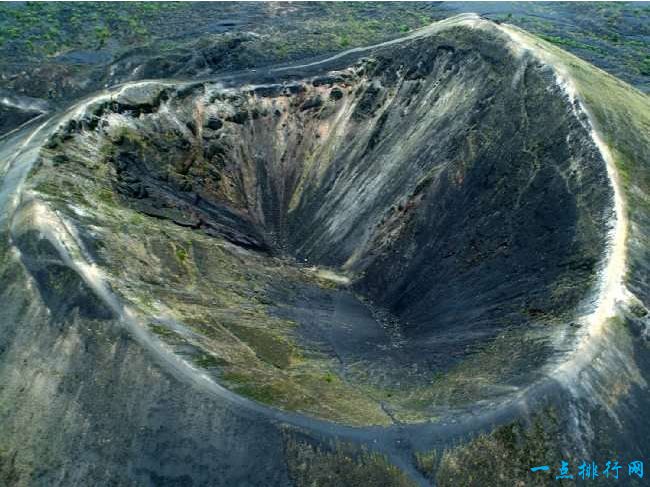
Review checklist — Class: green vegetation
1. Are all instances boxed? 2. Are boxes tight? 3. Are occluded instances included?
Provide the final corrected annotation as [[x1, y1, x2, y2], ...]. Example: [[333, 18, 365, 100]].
[[1, 2, 648, 110], [639, 57, 650, 76], [225, 323, 296, 369], [0, 2, 190, 58], [416, 411, 564, 486], [493, 3, 650, 91], [97, 189, 114, 206], [148, 324, 181, 340], [538, 34, 606, 54], [0, 2, 437, 63], [284, 436, 417, 487], [175, 246, 188, 264], [249, 5, 438, 63], [193, 353, 227, 369]]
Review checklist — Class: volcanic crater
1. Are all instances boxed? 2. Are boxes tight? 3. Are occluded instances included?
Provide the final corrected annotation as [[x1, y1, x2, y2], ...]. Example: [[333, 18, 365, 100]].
[[17, 22, 614, 425]]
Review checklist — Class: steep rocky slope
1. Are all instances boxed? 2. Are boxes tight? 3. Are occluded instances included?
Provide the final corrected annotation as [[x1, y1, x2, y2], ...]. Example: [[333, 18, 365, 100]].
[[1, 14, 649, 487]]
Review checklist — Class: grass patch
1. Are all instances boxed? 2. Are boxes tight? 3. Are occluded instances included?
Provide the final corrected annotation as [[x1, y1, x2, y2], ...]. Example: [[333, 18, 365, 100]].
[[148, 324, 181, 339], [175, 246, 188, 263], [418, 411, 563, 486], [97, 188, 114, 205], [226, 323, 297, 369], [193, 353, 228, 369], [284, 435, 417, 487]]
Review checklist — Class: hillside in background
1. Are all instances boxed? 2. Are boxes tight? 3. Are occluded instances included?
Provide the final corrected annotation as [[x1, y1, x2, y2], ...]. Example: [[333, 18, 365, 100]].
[[1, 2, 649, 132]]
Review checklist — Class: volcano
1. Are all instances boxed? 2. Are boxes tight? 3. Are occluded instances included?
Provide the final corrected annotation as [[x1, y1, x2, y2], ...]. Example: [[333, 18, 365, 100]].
[[1, 14, 649, 487]]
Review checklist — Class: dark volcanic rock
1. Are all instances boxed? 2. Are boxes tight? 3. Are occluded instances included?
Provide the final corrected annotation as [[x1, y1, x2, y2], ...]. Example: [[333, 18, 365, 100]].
[[205, 116, 223, 130]]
